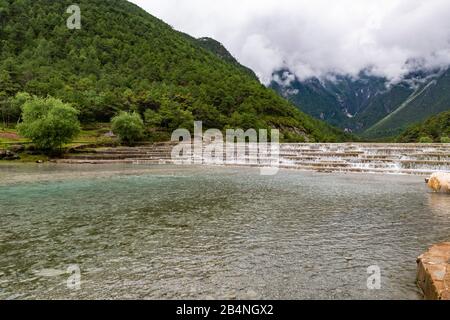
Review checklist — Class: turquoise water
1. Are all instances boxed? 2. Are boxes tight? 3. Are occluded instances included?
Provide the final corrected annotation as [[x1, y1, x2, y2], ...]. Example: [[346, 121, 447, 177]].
[[0, 163, 449, 299]]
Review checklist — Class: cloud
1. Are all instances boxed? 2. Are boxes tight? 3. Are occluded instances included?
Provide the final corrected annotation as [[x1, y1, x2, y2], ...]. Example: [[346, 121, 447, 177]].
[[130, 0, 450, 84]]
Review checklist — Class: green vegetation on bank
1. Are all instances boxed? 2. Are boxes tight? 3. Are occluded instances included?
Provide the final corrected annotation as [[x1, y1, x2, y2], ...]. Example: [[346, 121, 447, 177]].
[[0, 0, 350, 145], [111, 111, 144, 145], [397, 111, 450, 143], [14, 153, 48, 163], [16, 95, 80, 153]]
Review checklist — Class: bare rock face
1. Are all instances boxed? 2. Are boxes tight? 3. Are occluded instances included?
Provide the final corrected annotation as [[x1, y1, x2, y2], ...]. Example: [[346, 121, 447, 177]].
[[417, 242, 450, 300], [427, 173, 450, 194]]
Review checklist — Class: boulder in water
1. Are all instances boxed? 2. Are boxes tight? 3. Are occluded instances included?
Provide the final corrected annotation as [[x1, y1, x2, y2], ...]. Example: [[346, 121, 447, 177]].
[[426, 173, 450, 194]]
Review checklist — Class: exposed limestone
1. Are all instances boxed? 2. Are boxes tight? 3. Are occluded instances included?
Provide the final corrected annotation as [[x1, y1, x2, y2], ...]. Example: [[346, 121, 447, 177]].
[[417, 242, 450, 300], [60, 143, 450, 175], [426, 172, 450, 193]]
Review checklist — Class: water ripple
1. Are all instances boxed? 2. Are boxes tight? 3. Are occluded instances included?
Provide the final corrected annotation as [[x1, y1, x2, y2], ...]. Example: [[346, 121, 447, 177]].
[[0, 164, 448, 299]]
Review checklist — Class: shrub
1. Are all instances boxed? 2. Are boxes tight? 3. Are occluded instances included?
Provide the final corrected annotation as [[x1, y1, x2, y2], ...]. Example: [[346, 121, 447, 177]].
[[440, 136, 450, 143], [17, 96, 80, 153], [111, 112, 145, 145], [418, 136, 433, 143]]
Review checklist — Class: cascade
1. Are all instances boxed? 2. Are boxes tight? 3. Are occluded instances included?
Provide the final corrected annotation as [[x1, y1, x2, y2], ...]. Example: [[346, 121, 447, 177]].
[[59, 143, 450, 176]]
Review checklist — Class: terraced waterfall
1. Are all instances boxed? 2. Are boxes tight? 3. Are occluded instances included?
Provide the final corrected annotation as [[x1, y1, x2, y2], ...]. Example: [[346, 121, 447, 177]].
[[60, 143, 450, 176]]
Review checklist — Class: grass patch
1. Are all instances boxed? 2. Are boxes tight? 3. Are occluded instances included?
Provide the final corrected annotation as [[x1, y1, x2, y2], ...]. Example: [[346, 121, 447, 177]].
[[73, 123, 113, 144], [0, 153, 48, 163], [17, 153, 49, 163], [0, 128, 28, 144]]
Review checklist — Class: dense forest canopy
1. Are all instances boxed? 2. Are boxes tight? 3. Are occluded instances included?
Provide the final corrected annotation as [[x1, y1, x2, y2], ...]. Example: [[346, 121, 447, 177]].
[[397, 111, 450, 143], [0, 0, 349, 142]]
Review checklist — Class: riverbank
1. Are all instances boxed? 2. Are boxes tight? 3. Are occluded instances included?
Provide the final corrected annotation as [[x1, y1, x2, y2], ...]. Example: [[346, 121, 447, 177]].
[[0, 152, 48, 163], [417, 243, 450, 300]]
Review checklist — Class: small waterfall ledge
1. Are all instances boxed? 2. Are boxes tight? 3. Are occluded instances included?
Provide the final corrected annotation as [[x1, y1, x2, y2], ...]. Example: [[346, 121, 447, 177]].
[[417, 243, 450, 300], [60, 143, 450, 176]]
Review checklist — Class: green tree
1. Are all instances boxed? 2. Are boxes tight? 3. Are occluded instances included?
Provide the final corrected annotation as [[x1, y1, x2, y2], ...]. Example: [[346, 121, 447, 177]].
[[111, 111, 145, 145], [0, 70, 18, 97], [418, 136, 433, 143], [158, 98, 194, 131], [17, 96, 80, 153], [0, 92, 31, 127], [144, 109, 163, 128]]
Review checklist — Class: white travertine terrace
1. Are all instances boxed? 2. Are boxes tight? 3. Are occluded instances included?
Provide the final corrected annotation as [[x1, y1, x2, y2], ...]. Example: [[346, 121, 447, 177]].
[[59, 143, 450, 176]]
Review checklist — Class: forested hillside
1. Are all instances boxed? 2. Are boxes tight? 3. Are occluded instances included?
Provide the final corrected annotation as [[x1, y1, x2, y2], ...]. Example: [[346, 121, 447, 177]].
[[0, 0, 349, 142], [363, 69, 450, 139], [397, 111, 450, 143]]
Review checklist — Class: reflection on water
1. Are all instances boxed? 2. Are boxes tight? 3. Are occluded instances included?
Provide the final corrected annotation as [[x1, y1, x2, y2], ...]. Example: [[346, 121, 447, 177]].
[[0, 163, 449, 300], [427, 193, 450, 215]]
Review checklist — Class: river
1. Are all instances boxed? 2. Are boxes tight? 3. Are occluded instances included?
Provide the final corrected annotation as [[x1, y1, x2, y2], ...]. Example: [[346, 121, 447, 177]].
[[0, 163, 449, 299]]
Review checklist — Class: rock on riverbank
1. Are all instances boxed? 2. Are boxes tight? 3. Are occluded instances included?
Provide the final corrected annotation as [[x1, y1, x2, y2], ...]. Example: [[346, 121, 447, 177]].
[[0, 149, 19, 160], [417, 242, 450, 300], [427, 172, 450, 193]]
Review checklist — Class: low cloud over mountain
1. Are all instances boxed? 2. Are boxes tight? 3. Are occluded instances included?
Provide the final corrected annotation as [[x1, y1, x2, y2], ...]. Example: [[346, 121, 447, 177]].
[[132, 0, 450, 84]]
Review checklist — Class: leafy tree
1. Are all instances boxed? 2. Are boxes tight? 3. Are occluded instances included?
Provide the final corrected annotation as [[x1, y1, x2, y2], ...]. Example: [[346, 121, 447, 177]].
[[157, 98, 194, 131], [0, 70, 19, 97], [111, 111, 145, 145], [418, 136, 433, 143], [229, 111, 265, 131], [0, 92, 31, 127], [17, 96, 81, 153], [144, 109, 163, 128]]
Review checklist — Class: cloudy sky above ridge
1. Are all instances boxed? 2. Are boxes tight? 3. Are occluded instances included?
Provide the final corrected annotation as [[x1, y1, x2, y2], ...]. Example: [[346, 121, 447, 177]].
[[130, 0, 450, 84]]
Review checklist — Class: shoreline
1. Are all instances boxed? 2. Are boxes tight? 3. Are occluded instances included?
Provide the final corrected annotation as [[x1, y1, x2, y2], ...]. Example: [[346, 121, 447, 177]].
[[417, 243, 450, 300]]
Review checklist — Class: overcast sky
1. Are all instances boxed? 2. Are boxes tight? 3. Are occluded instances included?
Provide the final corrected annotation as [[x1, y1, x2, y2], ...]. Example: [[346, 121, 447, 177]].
[[130, 0, 450, 84]]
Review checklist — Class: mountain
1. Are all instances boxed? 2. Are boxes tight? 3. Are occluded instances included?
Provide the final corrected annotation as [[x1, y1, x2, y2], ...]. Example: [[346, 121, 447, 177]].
[[0, 0, 349, 142], [270, 70, 386, 129], [363, 69, 450, 138], [271, 68, 450, 139], [397, 110, 450, 143], [179, 33, 258, 80], [193, 37, 258, 80]]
